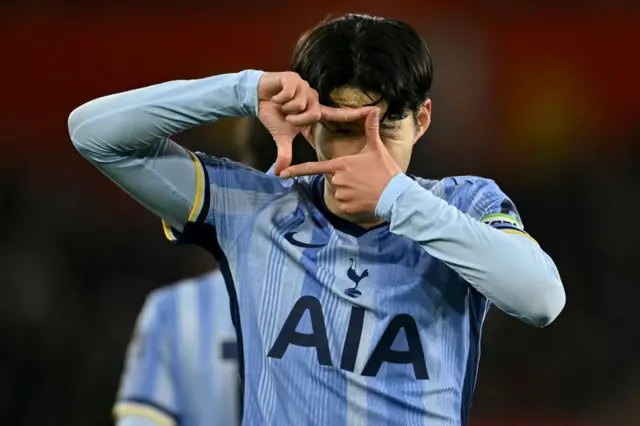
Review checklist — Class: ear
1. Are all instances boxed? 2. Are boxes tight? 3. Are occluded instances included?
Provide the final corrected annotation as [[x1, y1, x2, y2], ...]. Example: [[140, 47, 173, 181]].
[[301, 124, 317, 149], [414, 99, 431, 143]]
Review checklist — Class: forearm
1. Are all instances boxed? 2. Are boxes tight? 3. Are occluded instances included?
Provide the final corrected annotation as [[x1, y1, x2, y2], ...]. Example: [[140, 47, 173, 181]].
[[68, 70, 263, 229], [376, 175, 566, 327], [68, 70, 263, 157]]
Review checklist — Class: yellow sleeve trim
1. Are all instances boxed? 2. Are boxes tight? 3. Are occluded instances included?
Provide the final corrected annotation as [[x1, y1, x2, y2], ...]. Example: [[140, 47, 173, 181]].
[[113, 402, 176, 426], [502, 229, 539, 245], [162, 219, 178, 242], [160, 150, 205, 243], [187, 150, 205, 222]]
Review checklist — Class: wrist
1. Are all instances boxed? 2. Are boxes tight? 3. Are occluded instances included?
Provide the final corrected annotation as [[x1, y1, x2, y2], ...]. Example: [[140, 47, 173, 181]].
[[375, 173, 415, 221], [238, 70, 265, 117]]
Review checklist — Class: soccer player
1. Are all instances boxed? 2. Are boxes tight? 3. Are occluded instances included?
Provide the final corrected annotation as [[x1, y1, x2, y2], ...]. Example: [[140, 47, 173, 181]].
[[114, 270, 239, 426], [69, 14, 565, 426]]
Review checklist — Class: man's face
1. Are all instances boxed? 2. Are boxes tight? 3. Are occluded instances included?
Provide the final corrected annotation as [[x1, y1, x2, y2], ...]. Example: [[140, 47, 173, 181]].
[[303, 87, 431, 173]]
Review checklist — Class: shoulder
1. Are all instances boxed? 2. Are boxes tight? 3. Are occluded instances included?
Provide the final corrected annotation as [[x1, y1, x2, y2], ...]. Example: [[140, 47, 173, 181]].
[[195, 153, 292, 196], [138, 271, 229, 342], [141, 272, 217, 321], [413, 174, 514, 217], [413, 174, 500, 200]]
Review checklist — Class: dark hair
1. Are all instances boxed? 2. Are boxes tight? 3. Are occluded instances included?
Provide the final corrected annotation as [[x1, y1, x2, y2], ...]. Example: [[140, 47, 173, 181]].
[[291, 14, 433, 121]]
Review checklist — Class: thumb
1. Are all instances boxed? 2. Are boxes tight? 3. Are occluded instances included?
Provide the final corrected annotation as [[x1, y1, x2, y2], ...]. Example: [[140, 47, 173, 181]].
[[272, 135, 293, 176], [365, 108, 383, 150]]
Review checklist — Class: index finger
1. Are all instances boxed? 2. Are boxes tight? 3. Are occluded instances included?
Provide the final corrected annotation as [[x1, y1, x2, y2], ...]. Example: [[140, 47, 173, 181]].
[[280, 159, 341, 178], [319, 105, 374, 123]]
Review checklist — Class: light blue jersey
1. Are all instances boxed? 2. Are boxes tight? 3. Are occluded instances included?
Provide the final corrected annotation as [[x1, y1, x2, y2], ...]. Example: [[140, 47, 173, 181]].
[[162, 160, 532, 426], [70, 70, 565, 426], [114, 271, 239, 426]]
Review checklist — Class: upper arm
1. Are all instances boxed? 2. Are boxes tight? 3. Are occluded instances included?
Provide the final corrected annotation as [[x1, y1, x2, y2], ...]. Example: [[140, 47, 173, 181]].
[[459, 178, 537, 244], [71, 128, 202, 234], [114, 291, 179, 426]]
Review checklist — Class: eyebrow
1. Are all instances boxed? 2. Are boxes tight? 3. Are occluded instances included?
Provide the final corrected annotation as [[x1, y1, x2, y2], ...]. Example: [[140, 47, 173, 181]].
[[322, 119, 400, 131]]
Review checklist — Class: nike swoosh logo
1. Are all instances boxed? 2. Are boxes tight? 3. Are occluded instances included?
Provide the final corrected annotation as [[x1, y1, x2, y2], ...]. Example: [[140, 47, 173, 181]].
[[284, 232, 327, 249]]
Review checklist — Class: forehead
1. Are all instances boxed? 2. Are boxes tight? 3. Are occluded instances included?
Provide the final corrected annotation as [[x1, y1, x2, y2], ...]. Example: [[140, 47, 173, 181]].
[[329, 86, 389, 115]]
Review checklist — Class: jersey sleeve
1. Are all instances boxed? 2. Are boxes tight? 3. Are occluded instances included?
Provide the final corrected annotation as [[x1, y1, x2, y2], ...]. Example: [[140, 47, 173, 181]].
[[458, 178, 537, 244], [114, 291, 179, 426]]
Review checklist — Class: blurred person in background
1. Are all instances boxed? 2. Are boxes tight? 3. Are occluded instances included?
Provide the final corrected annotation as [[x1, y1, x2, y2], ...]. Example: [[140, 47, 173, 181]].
[[114, 269, 240, 426], [68, 13, 565, 426]]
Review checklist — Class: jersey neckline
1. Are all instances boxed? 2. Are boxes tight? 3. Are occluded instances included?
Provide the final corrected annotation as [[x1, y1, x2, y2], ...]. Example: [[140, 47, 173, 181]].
[[310, 175, 389, 238]]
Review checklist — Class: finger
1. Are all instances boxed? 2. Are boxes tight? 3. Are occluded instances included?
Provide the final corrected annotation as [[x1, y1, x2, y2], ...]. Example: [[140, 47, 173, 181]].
[[271, 79, 299, 105], [272, 135, 293, 175], [280, 159, 341, 178], [319, 105, 374, 123], [364, 108, 383, 149], [285, 108, 322, 127], [285, 92, 320, 126], [280, 96, 308, 115], [330, 172, 345, 186], [335, 188, 359, 203], [334, 188, 350, 202]]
